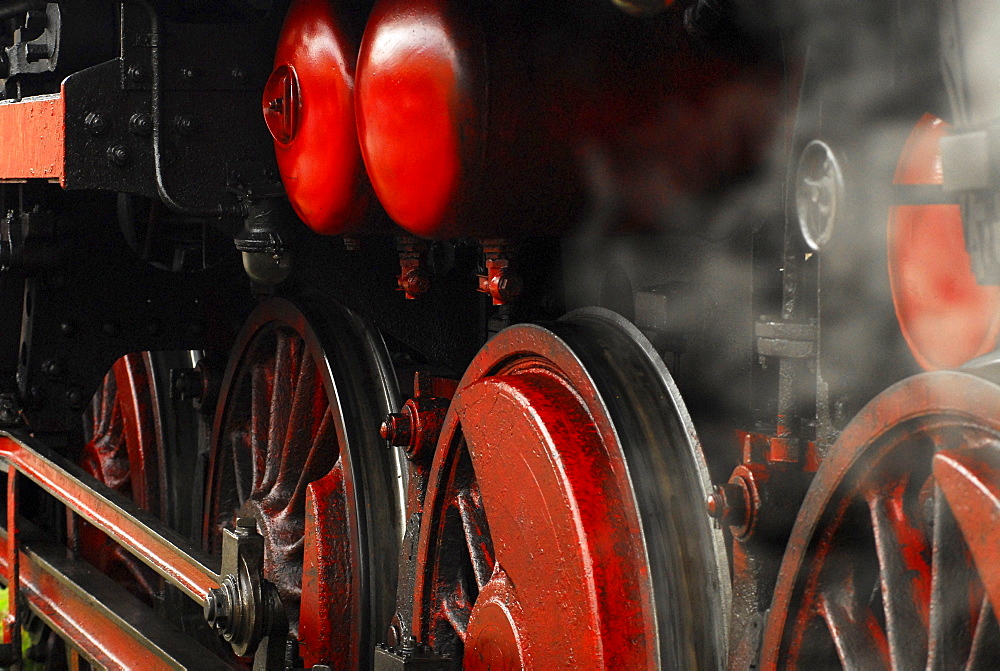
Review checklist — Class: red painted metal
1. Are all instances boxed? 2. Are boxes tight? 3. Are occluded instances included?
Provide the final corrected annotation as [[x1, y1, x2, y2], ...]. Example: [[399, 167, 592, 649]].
[[414, 325, 655, 668], [0, 435, 219, 605], [206, 304, 362, 667], [381, 372, 450, 466], [0, 524, 230, 668], [888, 114, 1000, 369], [356, 0, 481, 238], [4, 470, 18, 657], [934, 446, 1000, 614], [356, 0, 781, 238], [761, 371, 1000, 669], [0, 95, 64, 182], [79, 354, 165, 603], [300, 467, 351, 668], [265, 0, 369, 235]]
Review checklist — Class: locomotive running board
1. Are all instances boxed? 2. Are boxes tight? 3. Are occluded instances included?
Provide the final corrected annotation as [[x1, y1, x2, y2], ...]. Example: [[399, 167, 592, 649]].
[[0, 432, 232, 668]]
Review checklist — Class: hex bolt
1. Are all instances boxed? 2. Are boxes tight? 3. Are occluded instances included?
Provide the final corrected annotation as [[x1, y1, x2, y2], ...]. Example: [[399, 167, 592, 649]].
[[204, 583, 231, 632], [398, 267, 431, 298], [236, 516, 257, 531], [705, 486, 725, 518], [0, 396, 19, 426], [127, 65, 145, 83], [231, 67, 246, 83], [381, 413, 412, 446], [84, 112, 107, 135], [180, 66, 198, 81], [59, 321, 75, 336], [107, 145, 130, 167], [494, 271, 523, 303], [706, 483, 746, 526], [398, 636, 418, 655], [129, 113, 152, 136]]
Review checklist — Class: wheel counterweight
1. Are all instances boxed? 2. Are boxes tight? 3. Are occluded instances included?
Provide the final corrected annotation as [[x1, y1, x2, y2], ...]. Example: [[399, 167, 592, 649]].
[[413, 308, 729, 668]]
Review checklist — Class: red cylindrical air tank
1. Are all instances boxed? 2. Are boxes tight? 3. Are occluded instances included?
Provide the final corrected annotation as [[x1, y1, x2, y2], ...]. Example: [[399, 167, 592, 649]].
[[263, 0, 370, 235], [355, 0, 780, 239]]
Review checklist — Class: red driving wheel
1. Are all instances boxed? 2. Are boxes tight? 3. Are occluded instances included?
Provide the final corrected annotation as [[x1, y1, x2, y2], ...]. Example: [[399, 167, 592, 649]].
[[79, 353, 167, 603], [761, 371, 1000, 669], [413, 309, 729, 668], [204, 297, 403, 668]]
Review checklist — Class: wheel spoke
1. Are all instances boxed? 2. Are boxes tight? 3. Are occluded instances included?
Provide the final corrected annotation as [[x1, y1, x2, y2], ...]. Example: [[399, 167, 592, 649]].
[[261, 332, 300, 495], [457, 482, 494, 591], [867, 484, 930, 668], [274, 348, 324, 501], [206, 299, 402, 668], [231, 430, 251, 504], [442, 578, 473, 641], [250, 361, 271, 497], [928, 488, 976, 670], [287, 408, 337, 516], [818, 581, 891, 668], [91, 372, 116, 439], [967, 596, 1000, 670]]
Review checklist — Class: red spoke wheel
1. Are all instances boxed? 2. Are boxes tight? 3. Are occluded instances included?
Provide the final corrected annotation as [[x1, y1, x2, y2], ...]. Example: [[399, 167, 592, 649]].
[[204, 297, 404, 668], [761, 371, 1000, 669], [414, 308, 729, 668], [79, 352, 168, 603]]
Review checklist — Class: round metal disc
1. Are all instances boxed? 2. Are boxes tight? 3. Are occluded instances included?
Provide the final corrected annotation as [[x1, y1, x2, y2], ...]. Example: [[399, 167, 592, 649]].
[[413, 308, 729, 668]]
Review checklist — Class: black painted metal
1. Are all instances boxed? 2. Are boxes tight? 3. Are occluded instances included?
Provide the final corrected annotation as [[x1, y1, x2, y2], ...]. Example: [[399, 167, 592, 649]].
[[8, 188, 252, 433]]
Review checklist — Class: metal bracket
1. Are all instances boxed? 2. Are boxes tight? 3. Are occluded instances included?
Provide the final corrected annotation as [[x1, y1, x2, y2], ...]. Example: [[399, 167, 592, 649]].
[[754, 319, 817, 359], [204, 517, 288, 670], [374, 639, 453, 670]]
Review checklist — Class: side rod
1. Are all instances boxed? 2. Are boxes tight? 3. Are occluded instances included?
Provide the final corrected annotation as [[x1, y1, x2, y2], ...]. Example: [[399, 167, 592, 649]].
[[0, 432, 220, 604]]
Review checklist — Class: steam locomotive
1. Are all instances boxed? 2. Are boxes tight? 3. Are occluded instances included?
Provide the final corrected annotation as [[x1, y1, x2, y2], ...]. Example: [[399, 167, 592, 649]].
[[0, 0, 992, 668]]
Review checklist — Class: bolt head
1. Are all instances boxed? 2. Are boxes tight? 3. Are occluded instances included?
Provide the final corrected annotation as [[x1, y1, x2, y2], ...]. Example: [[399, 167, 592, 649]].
[[381, 413, 412, 446], [107, 145, 129, 166], [706, 490, 723, 518], [84, 112, 107, 135], [129, 113, 151, 136]]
